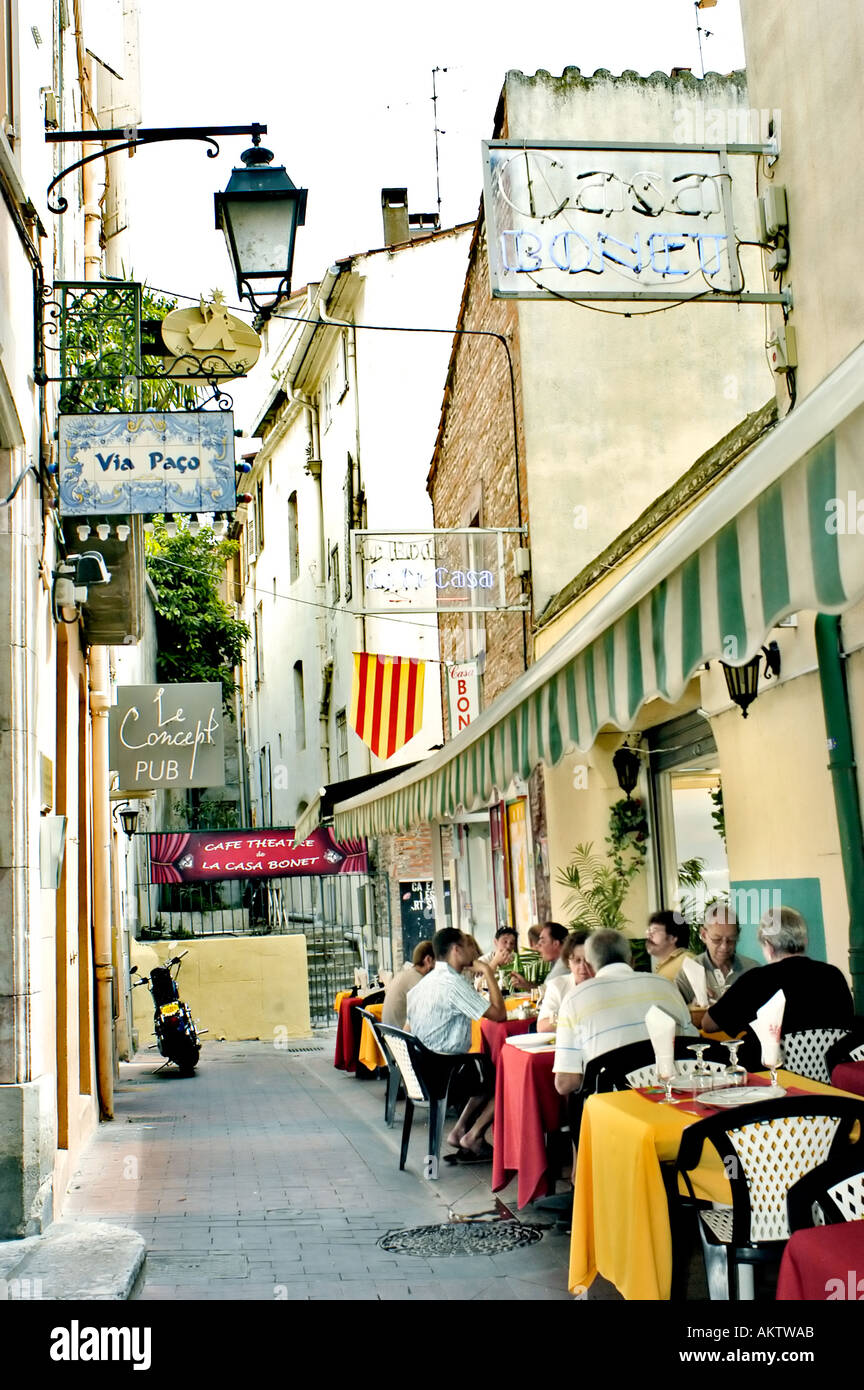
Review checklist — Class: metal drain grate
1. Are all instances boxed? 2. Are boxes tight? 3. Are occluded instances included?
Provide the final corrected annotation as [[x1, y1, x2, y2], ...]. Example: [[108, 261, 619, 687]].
[[279, 1044, 326, 1054], [378, 1221, 544, 1257]]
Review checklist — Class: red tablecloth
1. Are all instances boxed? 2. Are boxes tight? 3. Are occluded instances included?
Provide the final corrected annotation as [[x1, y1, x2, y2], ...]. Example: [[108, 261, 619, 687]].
[[334, 995, 365, 1071], [480, 1017, 533, 1067], [491, 1045, 566, 1208], [831, 1061, 864, 1097], [777, 1222, 864, 1300]]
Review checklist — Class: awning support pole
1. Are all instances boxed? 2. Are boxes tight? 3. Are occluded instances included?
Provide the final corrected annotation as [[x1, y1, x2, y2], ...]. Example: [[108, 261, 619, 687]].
[[815, 614, 864, 1011]]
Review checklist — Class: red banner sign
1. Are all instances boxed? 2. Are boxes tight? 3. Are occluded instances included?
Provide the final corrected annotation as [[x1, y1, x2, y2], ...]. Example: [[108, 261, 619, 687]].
[[148, 827, 368, 884]]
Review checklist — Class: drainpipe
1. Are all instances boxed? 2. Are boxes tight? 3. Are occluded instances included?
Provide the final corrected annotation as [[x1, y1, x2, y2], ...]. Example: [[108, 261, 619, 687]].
[[76, 20, 114, 1116], [814, 614, 864, 1011]]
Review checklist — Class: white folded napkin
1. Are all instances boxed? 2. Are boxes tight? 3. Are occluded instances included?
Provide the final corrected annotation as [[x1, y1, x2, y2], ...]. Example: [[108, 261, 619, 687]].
[[645, 1004, 677, 1077], [680, 957, 709, 1008], [750, 989, 786, 1066]]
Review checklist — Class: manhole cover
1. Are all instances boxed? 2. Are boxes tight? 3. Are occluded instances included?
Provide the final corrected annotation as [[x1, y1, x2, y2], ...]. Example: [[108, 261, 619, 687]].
[[378, 1222, 544, 1257]]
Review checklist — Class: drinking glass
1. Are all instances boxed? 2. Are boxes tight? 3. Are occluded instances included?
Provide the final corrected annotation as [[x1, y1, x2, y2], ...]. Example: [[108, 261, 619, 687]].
[[722, 1039, 746, 1087], [655, 1062, 677, 1104], [762, 1044, 784, 1091], [687, 1043, 713, 1094]]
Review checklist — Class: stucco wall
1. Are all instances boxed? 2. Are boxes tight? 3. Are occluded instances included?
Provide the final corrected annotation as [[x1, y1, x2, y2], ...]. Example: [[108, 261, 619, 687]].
[[740, 0, 864, 402], [130, 936, 311, 1045]]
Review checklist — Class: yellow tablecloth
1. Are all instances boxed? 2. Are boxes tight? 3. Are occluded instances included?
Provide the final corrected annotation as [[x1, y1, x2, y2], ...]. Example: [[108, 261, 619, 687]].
[[358, 1003, 386, 1071], [568, 1070, 858, 1302], [334, 990, 354, 1014]]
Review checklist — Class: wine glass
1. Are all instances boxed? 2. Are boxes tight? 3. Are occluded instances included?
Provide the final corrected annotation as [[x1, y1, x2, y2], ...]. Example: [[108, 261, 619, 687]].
[[687, 1042, 712, 1094], [655, 1061, 677, 1104], [722, 1039, 746, 1087], [762, 1043, 784, 1092]]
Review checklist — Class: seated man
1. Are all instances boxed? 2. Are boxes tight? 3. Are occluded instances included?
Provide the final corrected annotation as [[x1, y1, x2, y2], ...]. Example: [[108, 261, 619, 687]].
[[511, 925, 548, 989], [700, 906, 854, 1067], [406, 926, 506, 1162], [382, 940, 435, 1028], [553, 929, 697, 1096], [676, 901, 758, 1008], [645, 910, 693, 983], [537, 922, 570, 995]]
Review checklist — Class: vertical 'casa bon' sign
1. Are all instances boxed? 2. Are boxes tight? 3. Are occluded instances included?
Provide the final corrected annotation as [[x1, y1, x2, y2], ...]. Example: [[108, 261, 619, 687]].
[[109, 684, 224, 790]]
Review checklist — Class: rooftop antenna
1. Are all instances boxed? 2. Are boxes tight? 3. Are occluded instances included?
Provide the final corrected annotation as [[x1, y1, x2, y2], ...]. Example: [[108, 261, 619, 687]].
[[432, 66, 447, 222], [694, 0, 717, 79]]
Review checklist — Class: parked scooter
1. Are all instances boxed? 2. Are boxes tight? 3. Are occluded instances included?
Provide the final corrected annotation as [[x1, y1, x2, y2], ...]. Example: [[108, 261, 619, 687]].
[[130, 951, 202, 1074]]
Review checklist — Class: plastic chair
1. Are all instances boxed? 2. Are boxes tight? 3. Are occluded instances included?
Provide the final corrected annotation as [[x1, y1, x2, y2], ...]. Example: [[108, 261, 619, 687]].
[[781, 1028, 852, 1084], [357, 1008, 401, 1126], [825, 1021, 864, 1074], [374, 1021, 462, 1178], [786, 1149, 864, 1231], [580, 1036, 728, 1095], [676, 1095, 864, 1300]]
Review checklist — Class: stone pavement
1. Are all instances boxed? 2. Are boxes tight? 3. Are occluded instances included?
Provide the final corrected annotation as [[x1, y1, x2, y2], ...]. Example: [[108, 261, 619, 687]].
[[62, 1039, 598, 1302]]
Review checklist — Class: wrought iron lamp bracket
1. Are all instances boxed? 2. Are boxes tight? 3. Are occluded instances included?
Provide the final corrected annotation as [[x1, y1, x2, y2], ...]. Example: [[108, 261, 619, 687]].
[[45, 122, 267, 215]]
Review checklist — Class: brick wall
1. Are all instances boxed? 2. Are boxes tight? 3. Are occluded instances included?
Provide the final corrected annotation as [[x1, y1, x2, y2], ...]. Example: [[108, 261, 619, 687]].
[[375, 827, 435, 967], [428, 193, 549, 929]]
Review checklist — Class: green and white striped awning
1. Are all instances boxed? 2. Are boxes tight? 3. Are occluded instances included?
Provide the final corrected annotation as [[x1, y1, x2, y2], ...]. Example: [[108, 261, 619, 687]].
[[334, 341, 864, 841]]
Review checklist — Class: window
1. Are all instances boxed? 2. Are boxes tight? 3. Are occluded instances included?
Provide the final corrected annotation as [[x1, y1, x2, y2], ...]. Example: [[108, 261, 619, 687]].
[[293, 661, 306, 750], [329, 544, 340, 603], [253, 603, 264, 686], [336, 709, 349, 780], [335, 332, 350, 401], [287, 492, 299, 582], [255, 482, 265, 552]]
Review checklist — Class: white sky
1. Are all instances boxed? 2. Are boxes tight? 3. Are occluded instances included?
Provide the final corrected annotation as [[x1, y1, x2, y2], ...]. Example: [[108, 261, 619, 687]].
[[125, 0, 745, 314]]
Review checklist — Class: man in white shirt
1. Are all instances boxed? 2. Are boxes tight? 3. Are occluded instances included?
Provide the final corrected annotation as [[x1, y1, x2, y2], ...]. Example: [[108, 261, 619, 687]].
[[382, 940, 435, 1027], [407, 927, 506, 1161], [553, 929, 697, 1095], [537, 922, 570, 996]]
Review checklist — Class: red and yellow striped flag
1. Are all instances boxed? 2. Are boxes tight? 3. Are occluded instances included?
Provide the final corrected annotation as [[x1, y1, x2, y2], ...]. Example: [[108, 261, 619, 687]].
[[350, 653, 426, 760]]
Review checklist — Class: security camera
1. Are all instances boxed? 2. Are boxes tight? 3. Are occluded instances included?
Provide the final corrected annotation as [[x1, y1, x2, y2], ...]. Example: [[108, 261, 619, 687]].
[[74, 551, 111, 587]]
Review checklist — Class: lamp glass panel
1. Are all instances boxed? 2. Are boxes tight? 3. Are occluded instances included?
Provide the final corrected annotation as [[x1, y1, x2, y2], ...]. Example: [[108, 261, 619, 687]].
[[223, 197, 298, 276]]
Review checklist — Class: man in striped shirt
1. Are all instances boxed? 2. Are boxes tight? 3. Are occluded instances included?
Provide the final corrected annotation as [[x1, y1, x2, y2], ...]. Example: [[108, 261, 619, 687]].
[[553, 929, 697, 1096]]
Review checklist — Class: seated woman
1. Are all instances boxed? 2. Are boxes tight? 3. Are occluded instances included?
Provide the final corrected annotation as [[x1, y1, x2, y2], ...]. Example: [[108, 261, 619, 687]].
[[536, 930, 593, 1033]]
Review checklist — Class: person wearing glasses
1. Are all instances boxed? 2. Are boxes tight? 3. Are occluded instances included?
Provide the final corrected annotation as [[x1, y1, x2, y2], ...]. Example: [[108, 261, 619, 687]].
[[676, 901, 758, 1007]]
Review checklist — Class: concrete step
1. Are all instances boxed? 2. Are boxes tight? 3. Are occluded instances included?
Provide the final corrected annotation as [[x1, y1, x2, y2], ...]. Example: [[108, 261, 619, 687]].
[[0, 1222, 145, 1300]]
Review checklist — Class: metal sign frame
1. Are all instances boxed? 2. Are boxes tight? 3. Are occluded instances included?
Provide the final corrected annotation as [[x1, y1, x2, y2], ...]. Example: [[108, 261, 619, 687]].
[[482, 139, 790, 306], [351, 527, 528, 615]]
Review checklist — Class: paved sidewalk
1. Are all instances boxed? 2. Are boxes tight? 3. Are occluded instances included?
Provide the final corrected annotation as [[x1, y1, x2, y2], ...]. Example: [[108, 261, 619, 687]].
[[62, 1040, 584, 1301]]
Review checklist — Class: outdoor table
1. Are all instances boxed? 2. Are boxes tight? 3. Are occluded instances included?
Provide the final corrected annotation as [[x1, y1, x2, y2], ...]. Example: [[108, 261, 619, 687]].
[[568, 1070, 859, 1302], [776, 1221, 864, 1300], [480, 1017, 533, 1067], [334, 994, 366, 1071], [491, 1044, 566, 1208], [831, 1060, 864, 1097], [358, 1002, 386, 1072]]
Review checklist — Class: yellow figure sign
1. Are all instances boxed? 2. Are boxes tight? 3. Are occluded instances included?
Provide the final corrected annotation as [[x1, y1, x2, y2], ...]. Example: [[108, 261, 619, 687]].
[[160, 293, 261, 378]]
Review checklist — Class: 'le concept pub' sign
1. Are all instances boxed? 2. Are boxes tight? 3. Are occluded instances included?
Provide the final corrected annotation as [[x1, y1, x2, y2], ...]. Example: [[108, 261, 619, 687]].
[[109, 684, 224, 790]]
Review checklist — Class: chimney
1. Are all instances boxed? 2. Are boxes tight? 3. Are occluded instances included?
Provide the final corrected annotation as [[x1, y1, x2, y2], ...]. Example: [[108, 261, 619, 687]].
[[381, 188, 410, 247]]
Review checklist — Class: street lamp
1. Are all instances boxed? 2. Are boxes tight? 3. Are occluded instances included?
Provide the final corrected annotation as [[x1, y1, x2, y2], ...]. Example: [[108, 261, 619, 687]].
[[720, 641, 782, 718], [215, 135, 307, 319], [613, 741, 642, 798], [112, 801, 140, 839]]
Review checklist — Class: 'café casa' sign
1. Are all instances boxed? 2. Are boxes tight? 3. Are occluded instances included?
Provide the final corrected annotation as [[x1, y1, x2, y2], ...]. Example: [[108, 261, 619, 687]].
[[109, 684, 224, 790]]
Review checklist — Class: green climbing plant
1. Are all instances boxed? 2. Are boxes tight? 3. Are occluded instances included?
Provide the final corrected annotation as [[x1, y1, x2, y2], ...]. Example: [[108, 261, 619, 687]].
[[145, 516, 250, 713]]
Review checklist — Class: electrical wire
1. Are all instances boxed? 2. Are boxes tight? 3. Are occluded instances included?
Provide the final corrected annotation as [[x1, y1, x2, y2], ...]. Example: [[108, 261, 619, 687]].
[[145, 547, 501, 646]]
